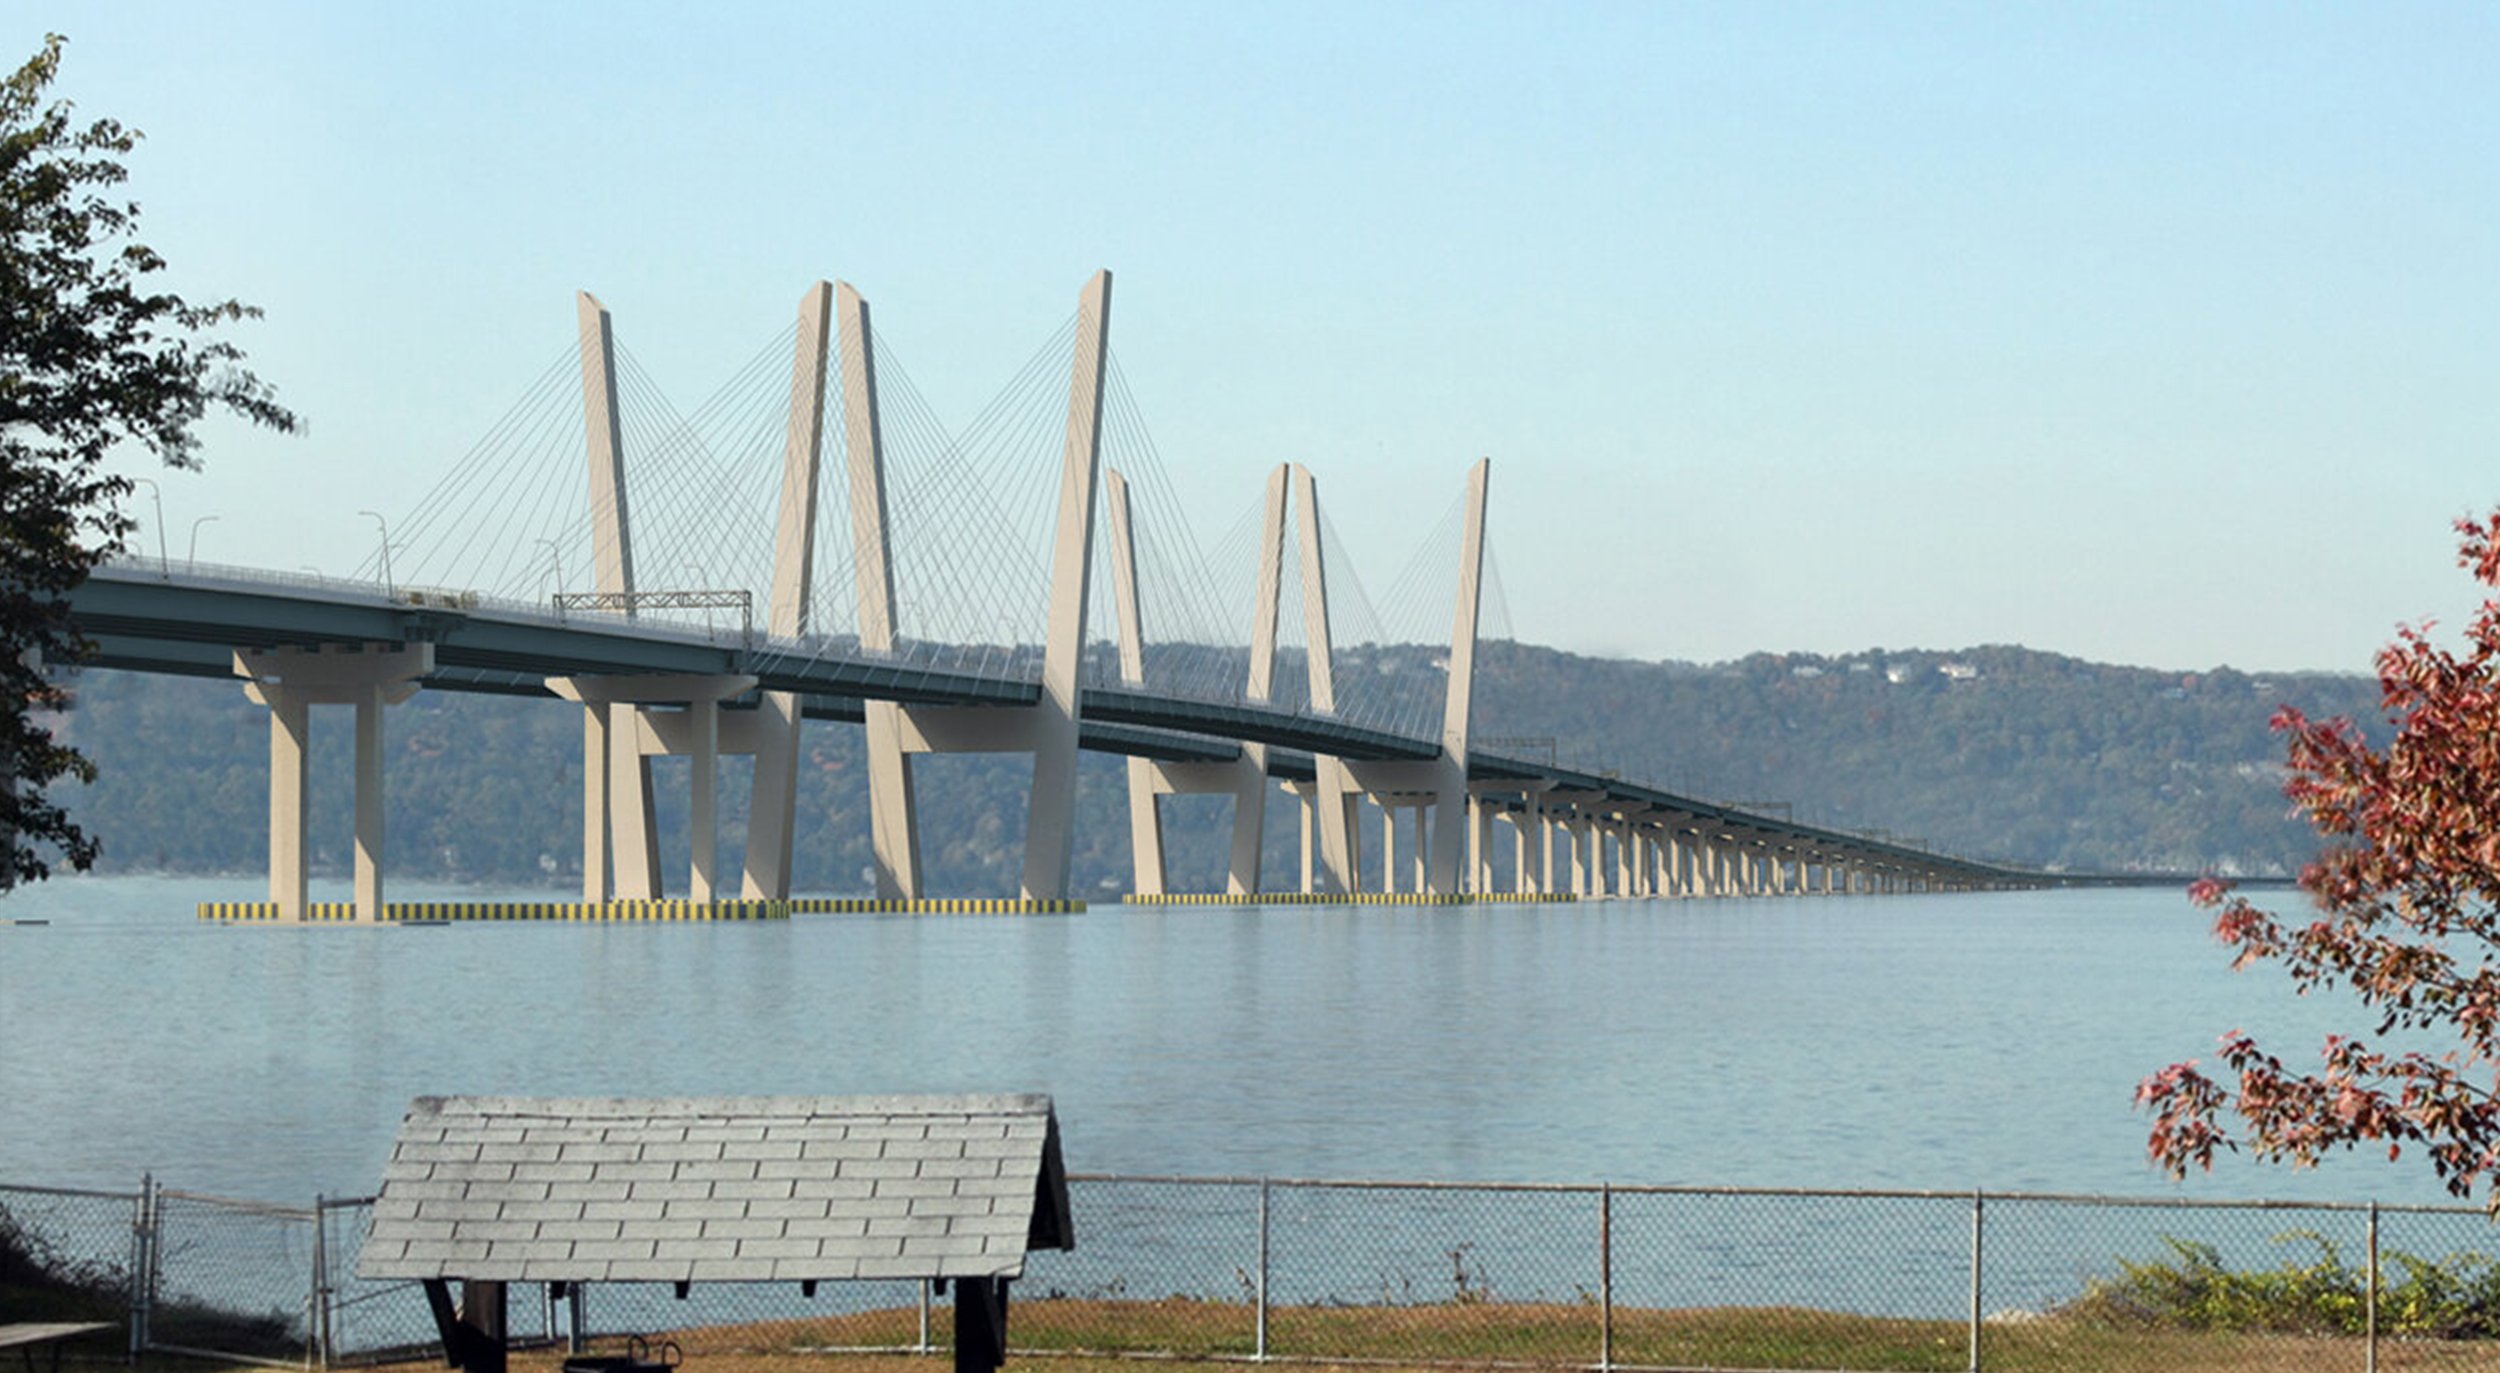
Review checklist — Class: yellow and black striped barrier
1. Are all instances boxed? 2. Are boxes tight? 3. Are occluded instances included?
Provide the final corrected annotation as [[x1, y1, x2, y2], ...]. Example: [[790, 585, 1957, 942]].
[[1122, 891, 1577, 907], [785, 897, 1085, 915], [198, 900, 790, 923]]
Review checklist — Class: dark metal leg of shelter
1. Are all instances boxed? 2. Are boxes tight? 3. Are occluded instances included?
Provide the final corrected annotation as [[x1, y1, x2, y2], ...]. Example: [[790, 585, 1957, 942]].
[[952, 1277, 1011, 1373], [463, 1281, 508, 1373], [423, 1278, 508, 1373]]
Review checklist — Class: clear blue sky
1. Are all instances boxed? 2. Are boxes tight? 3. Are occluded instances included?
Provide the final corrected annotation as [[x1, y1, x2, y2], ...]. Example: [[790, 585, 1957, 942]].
[[19, 2, 2498, 674]]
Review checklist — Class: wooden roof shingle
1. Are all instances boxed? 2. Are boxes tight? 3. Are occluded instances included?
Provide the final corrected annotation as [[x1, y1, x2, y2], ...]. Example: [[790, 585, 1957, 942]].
[[358, 1094, 1071, 1285]]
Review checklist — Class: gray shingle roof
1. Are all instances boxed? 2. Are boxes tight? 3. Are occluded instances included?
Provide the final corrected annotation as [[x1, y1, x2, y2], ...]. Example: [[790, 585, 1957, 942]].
[[358, 1094, 1070, 1285]]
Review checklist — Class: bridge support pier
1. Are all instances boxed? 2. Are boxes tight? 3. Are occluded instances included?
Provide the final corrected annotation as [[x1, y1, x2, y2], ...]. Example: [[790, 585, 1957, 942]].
[[234, 644, 433, 923], [548, 675, 758, 901], [1511, 808, 1533, 895]]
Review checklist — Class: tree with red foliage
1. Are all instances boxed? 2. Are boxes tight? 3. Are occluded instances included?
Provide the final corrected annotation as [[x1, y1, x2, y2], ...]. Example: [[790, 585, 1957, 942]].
[[2141, 511, 2500, 1206]]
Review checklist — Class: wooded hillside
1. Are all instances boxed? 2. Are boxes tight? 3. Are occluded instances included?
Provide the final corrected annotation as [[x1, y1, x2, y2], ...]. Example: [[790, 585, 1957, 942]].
[[45, 641, 2383, 890]]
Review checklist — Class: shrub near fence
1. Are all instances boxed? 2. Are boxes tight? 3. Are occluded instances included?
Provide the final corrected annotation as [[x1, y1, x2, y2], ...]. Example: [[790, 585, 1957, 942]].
[[11, 1173, 2500, 1372]]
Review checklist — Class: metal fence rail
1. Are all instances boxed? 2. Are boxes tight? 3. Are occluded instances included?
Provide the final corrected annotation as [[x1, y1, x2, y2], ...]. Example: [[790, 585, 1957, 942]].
[[8, 1172, 2500, 1371]]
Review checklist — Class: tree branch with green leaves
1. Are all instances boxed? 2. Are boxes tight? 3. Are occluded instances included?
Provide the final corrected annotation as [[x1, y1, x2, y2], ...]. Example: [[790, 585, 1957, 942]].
[[0, 33, 298, 889]]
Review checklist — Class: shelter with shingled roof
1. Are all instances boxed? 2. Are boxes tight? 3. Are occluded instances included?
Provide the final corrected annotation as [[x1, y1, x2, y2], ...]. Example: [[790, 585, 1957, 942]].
[[360, 1095, 1071, 1373]]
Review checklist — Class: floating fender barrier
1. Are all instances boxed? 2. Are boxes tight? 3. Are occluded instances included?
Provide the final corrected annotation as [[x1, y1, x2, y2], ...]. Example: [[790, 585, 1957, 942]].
[[1120, 891, 1577, 907], [784, 897, 1085, 915], [198, 900, 792, 923]]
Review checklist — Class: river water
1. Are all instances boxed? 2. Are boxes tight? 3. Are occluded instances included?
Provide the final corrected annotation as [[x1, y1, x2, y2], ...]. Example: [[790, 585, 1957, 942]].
[[0, 877, 2455, 1208]]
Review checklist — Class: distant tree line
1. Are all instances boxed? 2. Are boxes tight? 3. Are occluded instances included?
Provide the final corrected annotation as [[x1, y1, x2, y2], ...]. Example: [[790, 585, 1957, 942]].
[[43, 641, 2383, 891]]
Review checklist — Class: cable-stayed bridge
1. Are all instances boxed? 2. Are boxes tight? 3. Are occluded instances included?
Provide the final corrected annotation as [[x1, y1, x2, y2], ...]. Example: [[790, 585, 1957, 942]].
[[68, 272, 2041, 920]]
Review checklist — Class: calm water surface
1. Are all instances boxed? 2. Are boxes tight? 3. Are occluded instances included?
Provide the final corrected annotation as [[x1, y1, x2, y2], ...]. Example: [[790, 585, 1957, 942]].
[[0, 877, 2447, 1206]]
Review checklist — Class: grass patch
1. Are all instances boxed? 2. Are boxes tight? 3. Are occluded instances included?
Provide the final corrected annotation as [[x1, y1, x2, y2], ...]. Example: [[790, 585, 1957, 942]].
[[341, 1296, 2496, 1373]]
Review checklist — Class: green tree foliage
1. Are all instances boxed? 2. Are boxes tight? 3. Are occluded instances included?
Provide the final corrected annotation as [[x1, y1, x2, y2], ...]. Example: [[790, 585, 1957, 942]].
[[0, 34, 294, 888], [1469, 641, 2380, 875]]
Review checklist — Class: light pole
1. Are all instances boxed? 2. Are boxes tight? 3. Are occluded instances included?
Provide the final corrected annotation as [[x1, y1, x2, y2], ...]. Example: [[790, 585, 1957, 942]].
[[534, 538, 563, 604], [684, 562, 713, 631], [131, 476, 168, 575], [186, 515, 220, 570], [358, 510, 394, 597]]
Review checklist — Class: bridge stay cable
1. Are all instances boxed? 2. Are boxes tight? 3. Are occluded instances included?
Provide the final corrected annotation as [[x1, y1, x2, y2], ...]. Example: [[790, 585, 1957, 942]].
[[859, 319, 1068, 682], [358, 342, 581, 595], [156, 277, 2030, 911]]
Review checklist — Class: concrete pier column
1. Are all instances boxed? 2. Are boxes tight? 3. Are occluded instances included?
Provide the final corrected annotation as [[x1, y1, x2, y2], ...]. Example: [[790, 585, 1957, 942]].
[[688, 699, 720, 902], [1125, 758, 1169, 898], [1466, 797, 1482, 894], [610, 721, 661, 899], [580, 706, 613, 901], [267, 691, 309, 921], [354, 683, 387, 918], [235, 643, 432, 924], [1294, 784, 1316, 894], [1531, 799, 1550, 895], [1409, 805, 1428, 894], [550, 673, 755, 903], [1469, 796, 1492, 895]]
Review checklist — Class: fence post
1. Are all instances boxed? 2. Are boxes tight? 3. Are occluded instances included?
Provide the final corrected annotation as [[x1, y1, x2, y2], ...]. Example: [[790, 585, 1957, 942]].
[[568, 1283, 586, 1354], [918, 1279, 932, 1353], [127, 1175, 151, 1363], [1255, 1179, 1271, 1362], [1966, 1189, 1984, 1373], [133, 1173, 157, 1360], [2366, 1201, 2379, 1373], [1598, 1184, 1613, 1373], [311, 1194, 330, 1370]]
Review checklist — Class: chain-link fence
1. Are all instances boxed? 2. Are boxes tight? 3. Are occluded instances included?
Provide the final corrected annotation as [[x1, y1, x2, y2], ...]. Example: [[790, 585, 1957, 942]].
[[11, 1173, 2500, 1371], [145, 1187, 323, 1366], [0, 1182, 144, 1362]]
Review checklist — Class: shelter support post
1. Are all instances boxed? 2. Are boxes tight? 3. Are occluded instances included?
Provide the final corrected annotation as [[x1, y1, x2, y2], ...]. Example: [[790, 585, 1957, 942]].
[[952, 1276, 1010, 1373]]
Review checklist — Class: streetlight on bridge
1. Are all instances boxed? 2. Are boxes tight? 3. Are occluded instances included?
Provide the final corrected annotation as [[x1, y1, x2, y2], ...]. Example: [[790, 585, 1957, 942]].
[[186, 514, 220, 571], [131, 476, 168, 576], [534, 538, 563, 604], [358, 510, 395, 598]]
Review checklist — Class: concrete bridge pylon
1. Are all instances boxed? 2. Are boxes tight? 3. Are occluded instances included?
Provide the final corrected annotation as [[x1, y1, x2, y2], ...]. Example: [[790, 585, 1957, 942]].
[[1108, 463, 1285, 897], [557, 290, 761, 904], [845, 271, 1115, 905], [740, 280, 837, 902], [1297, 458, 1491, 898]]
